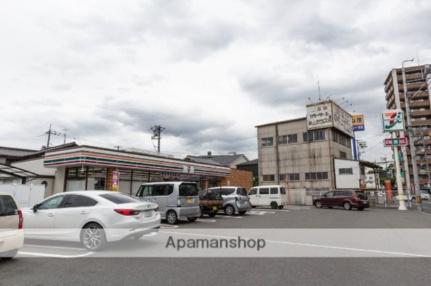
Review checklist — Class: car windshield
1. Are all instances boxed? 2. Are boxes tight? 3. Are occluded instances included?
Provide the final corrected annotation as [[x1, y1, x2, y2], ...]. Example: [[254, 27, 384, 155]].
[[237, 188, 248, 196], [200, 190, 221, 200], [100, 193, 141, 204], [355, 191, 367, 199]]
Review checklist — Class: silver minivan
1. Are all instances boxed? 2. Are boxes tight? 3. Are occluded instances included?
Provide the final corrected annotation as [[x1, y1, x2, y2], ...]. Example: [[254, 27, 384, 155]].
[[207, 186, 251, 216], [135, 182, 200, 224]]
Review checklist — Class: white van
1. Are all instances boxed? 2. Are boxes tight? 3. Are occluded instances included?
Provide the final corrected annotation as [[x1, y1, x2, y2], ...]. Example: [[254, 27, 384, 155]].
[[248, 185, 288, 209]]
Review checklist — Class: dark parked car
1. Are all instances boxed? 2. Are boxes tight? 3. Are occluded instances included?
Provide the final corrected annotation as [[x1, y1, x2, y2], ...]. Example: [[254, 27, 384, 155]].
[[199, 189, 223, 217], [313, 190, 369, 211]]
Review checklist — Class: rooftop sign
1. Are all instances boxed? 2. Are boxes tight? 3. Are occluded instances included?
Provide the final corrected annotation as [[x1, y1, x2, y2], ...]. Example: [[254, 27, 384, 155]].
[[306, 101, 353, 137]]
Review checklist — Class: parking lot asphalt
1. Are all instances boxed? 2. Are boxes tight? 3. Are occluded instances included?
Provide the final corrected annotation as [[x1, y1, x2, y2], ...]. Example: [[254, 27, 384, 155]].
[[2, 207, 431, 286]]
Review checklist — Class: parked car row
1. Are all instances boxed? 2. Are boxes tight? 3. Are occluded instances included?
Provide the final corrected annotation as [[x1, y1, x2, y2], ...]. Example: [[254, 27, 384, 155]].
[[1, 182, 372, 258]]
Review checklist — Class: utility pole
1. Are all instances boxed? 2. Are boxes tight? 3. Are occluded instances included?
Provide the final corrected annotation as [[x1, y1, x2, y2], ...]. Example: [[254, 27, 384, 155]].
[[402, 59, 420, 210], [151, 125, 165, 153], [62, 128, 68, 144], [45, 124, 62, 148]]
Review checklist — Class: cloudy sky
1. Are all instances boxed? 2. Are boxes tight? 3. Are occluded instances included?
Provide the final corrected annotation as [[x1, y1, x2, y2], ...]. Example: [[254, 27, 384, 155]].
[[1, 0, 430, 161]]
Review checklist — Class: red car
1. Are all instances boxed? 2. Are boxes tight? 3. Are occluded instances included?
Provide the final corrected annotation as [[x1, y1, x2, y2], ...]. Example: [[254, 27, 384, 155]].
[[313, 190, 369, 211]]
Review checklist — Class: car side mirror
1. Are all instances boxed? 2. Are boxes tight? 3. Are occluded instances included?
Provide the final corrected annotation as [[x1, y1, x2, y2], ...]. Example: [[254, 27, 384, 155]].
[[33, 204, 40, 213]]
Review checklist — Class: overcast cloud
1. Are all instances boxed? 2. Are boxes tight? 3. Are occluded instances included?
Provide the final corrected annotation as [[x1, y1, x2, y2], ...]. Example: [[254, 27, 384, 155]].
[[1, 0, 430, 161]]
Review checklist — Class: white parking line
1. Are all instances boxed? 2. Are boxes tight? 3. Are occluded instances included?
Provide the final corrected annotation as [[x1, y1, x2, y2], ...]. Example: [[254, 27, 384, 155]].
[[24, 244, 85, 251], [18, 251, 94, 258], [160, 224, 179, 229], [196, 219, 216, 223]]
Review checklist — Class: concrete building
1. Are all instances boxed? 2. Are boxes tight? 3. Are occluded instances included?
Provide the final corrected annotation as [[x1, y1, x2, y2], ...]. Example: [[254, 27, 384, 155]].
[[256, 101, 354, 204], [384, 64, 431, 187]]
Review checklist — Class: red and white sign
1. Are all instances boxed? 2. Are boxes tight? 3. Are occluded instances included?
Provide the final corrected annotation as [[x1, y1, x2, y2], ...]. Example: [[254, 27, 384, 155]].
[[384, 137, 408, 147]]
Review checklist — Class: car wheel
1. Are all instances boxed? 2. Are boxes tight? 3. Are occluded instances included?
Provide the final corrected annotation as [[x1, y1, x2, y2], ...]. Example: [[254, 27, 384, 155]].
[[278, 205, 284, 209], [314, 201, 322, 208], [343, 202, 352, 210], [187, 217, 197, 222], [81, 222, 106, 251], [270, 202, 278, 209], [1, 249, 18, 260], [224, 205, 235, 216], [238, 211, 247, 215], [166, 210, 178, 225], [199, 207, 204, 218]]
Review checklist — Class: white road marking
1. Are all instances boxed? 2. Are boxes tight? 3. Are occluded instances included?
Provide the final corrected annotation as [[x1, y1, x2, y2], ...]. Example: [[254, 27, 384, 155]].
[[196, 219, 216, 223], [18, 251, 94, 258], [160, 230, 428, 258], [24, 244, 84, 251], [160, 224, 179, 229], [248, 210, 277, 215]]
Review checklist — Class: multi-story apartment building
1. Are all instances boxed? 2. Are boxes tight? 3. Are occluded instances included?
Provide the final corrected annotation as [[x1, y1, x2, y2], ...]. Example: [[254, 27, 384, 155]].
[[384, 64, 431, 187], [256, 101, 354, 204]]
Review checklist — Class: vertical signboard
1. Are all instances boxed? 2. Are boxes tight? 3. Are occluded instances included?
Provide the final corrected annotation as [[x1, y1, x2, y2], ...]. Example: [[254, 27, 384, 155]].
[[112, 170, 119, 192], [352, 114, 365, 131], [382, 110, 405, 132]]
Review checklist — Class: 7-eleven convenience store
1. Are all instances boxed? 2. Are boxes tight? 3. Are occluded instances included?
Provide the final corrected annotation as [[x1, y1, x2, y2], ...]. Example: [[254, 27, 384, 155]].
[[43, 145, 231, 195]]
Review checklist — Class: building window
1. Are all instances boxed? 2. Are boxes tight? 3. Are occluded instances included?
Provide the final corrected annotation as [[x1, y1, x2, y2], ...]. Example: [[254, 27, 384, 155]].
[[278, 135, 288, 145], [288, 173, 300, 181], [305, 172, 328, 180], [279, 174, 286, 181], [303, 130, 326, 142], [332, 129, 351, 148], [278, 134, 298, 144], [261, 137, 273, 147], [262, 174, 275, 181], [288, 134, 298, 143], [339, 168, 353, 175], [340, 151, 347, 159]]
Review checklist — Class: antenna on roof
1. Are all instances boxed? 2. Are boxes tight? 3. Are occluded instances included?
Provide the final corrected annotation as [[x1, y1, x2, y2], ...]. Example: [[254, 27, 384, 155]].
[[317, 80, 321, 102]]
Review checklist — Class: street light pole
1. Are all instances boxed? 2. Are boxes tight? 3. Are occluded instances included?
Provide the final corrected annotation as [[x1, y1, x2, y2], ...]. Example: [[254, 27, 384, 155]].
[[401, 59, 421, 210]]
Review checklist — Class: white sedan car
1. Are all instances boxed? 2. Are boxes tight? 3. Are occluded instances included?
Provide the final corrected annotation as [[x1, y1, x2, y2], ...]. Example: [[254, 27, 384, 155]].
[[22, 191, 161, 251]]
